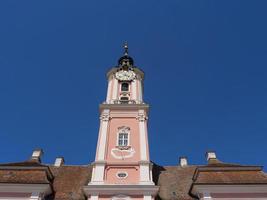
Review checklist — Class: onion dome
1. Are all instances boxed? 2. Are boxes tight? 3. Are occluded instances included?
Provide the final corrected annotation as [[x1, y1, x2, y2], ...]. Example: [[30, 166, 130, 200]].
[[118, 42, 134, 66]]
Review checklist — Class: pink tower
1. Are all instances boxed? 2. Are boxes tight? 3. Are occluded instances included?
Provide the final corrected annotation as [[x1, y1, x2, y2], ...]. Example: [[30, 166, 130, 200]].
[[84, 43, 159, 200]]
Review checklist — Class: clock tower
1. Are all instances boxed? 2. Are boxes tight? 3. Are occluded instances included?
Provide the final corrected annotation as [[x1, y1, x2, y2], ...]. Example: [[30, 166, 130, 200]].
[[84, 44, 159, 200]]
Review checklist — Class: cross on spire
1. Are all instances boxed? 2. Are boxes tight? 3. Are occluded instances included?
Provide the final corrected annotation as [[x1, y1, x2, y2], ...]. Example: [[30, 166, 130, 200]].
[[123, 42, 128, 56]]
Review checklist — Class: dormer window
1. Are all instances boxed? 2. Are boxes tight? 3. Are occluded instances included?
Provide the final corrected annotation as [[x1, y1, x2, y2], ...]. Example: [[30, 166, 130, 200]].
[[121, 82, 129, 91]]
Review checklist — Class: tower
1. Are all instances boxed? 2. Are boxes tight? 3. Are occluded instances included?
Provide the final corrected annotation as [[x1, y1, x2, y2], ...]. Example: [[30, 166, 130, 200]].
[[84, 44, 159, 200]]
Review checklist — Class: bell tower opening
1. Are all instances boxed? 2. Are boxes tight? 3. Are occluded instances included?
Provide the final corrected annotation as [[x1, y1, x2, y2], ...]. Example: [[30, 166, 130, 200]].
[[121, 82, 129, 92]]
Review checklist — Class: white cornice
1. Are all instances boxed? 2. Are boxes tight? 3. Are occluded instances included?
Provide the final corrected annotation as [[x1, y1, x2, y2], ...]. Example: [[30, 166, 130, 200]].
[[106, 161, 140, 166], [84, 184, 159, 196], [0, 183, 52, 195], [99, 104, 149, 111], [192, 184, 267, 195]]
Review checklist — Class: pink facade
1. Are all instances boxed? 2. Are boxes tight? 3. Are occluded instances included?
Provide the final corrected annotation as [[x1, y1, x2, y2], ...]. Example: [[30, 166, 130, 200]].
[[86, 45, 158, 200], [105, 166, 139, 184], [106, 117, 141, 162]]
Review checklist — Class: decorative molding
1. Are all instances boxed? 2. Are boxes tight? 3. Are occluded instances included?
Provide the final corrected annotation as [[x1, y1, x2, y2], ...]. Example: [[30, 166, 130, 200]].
[[136, 113, 147, 122], [111, 147, 135, 159], [115, 70, 136, 81], [99, 113, 110, 122], [118, 126, 130, 132], [100, 103, 149, 111]]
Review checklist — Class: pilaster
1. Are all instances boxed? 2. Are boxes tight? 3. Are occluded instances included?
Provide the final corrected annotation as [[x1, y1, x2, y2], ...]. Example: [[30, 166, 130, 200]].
[[96, 109, 110, 161], [137, 110, 148, 161], [132, 79, 137, 101], [106, 76, 113, 103], [112, 79, 119, 101]]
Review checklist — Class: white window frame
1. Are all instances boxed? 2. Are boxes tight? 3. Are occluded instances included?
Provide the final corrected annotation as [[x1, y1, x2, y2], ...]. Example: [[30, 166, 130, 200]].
[[116, 171, 128, 179], [116, 126, 130, 147]]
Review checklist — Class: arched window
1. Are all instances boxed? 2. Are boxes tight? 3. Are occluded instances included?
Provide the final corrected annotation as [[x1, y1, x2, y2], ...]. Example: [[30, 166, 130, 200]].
[[121, 83, 129, 91]]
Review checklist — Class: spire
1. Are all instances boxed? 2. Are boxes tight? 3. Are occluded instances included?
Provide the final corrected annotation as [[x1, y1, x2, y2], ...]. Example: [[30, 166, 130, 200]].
[[123, 42, 129, 56], [118, 42, 134, 66]]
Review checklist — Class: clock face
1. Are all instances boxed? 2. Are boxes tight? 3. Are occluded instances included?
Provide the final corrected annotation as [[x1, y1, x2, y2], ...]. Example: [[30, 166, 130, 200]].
[[115, 70, 136, 81]]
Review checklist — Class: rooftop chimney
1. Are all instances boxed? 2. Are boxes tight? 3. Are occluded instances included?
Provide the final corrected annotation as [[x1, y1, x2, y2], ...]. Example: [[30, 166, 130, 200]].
[[179, 156, 188, 167], [31, 149, 43, 162], [206, 151, 217, 161], [54, 157, 65, 167]]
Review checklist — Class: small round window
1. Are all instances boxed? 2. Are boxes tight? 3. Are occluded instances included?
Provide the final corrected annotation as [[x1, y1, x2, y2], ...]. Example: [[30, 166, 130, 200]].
[[116, 172, 128, 179]]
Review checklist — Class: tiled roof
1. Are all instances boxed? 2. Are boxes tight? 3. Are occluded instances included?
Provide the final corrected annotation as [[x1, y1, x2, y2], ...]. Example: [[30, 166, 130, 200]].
[[192, 159, 267, 185], [193, 170, 267, 184], [48, 165, 92, 200], [0, 159, 53, 184], [0, 159, 266, 200], [153, 164, 196, 200]]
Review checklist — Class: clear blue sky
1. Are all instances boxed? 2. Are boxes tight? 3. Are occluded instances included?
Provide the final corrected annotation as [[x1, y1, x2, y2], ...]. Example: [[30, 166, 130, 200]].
[[0, 1, 266, 169]]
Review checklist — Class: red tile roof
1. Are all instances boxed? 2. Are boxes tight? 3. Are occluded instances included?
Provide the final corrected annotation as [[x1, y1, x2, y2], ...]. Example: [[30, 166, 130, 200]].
[[49, 165, 92, 200], [0, 159, 53, 184], [0, 159, 266, 200]]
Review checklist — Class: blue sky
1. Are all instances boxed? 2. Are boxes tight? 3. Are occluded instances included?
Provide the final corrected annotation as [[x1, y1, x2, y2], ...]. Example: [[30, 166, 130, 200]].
[[0, 1, 266, 169]]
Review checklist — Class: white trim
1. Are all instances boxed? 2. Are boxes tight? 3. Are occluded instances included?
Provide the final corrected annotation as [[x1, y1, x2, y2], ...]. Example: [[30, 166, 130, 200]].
[[138, 79, 143, 102], [90, 195, 99, 200], [112, 79, 119, 100], [106, 77, 112, 103], [83, 184, 159, 196], [111, 195, 131, 200], [96, 109, 110, 161], [90, 163, 105, 183], [202, 192, 212, 200], [0, 184, 51, 196], [100, 103, 149, 111], [132, 80, 137, 101], [30, 192, 41, 200], [138, 110, 148, 160], [116, 171, 128, 179], [139, 163, 153, 183], [116, 126, 130, 146], [144, 195, 152, 200], [192, 184, 267, 195]]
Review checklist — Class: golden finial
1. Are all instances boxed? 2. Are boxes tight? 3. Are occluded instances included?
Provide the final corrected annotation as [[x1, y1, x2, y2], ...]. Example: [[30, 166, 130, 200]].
[[123, 42, 128, 56]]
